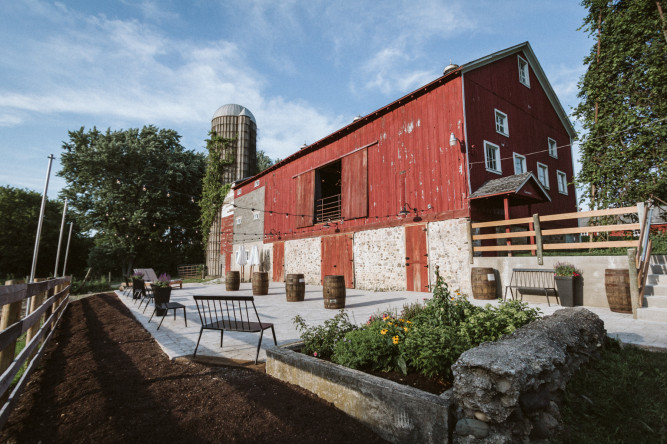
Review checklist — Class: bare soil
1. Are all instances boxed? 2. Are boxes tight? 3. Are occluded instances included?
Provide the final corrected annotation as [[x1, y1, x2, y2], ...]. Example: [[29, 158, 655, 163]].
[[1, 293, 387, 443]]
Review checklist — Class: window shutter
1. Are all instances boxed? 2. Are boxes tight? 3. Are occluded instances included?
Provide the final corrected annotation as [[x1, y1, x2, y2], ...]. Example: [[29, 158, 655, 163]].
[[295, 170, 315, 228], [342, 148, 368, 219]]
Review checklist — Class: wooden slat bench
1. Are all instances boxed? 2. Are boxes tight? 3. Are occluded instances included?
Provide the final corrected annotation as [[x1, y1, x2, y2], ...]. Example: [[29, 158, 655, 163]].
[[192, 295, 276, 364], [504, 268, 559, 306]]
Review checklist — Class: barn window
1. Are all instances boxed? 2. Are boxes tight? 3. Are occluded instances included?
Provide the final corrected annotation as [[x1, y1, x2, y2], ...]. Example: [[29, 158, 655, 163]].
[[513, 153, 526, 174], [548, 137, 558, 158], [518, 56, 530, 87], [484, 141, 501, 175], [537, 162, 549, 188], [495, 109, 508, 137], [557, 170, 567, 195], [315, 160, 342, 223]]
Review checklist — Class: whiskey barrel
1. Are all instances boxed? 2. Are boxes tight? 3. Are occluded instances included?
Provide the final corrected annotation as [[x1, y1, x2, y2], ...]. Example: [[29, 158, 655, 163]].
[[471, 267, 497, 300], [285, 274, 305, 302], [225, 271, 240, 291], [252, 272, 269, 295], [323, 275, 346, 309], [605, 269, 632, 313]]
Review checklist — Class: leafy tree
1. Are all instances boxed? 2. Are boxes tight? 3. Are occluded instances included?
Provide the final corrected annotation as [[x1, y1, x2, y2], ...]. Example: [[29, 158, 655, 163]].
[[0, 186, 89, 281], [256, 150, 275, 173], [575, 0, 667, 210], [58, 126, 206, 277]]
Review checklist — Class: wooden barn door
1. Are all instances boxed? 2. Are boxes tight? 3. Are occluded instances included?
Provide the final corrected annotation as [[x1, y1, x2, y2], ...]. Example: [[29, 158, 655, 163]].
[[405, 225, 429, 292], [272, 242, 285, 282], [321, 234, 354, 288]]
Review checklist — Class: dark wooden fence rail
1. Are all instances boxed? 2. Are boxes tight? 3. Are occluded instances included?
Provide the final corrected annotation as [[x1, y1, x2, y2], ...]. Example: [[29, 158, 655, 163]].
[[0, 277, 70, 429]]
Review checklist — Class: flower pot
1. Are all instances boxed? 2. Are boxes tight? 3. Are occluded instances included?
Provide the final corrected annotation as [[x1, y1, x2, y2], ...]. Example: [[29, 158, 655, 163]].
[[555, 276, 574, 307], [151, 285, 172, 316], [131, 278, 145, 299]]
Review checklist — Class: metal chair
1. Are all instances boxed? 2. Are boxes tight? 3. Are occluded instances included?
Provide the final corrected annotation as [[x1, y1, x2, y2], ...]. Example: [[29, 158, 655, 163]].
[[148, 299, 187, 330]]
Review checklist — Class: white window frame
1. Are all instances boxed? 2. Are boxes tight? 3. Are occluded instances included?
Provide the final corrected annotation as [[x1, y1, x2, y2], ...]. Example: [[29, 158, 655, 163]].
[[518, 56, 530, 88], [236, 216, 242, 225], [557, 170, 568, 195], [537, 162, 549, 189], [513, 152, 526, 174], [548, 137, 558, 158], [484, 141, 502, 175], [495, 109, 509, 137]]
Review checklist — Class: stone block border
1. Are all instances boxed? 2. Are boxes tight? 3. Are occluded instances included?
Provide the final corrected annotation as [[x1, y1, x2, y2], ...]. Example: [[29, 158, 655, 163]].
[[266, 343, 454, 444]]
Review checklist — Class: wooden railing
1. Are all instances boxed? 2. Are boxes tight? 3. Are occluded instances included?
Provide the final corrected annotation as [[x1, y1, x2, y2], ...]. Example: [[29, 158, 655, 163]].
[[467, 203, 654, 311], [177, 264, 203, 279], [315, 194, 342, 223], [0, 277, 70, 429]]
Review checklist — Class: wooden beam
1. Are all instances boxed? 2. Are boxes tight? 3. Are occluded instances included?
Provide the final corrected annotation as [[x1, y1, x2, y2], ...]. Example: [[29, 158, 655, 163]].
[[539, 206, 638, 222], [543, 240, 639, 250], [541, 223, 639, 236], [473, 231, 536, 240], [475, 245, 537, 252], [466, 220, 474, 264], [534, 214, 544, 266], [628, 248, 639, 319], [504, 197, 512, 256], [471, 217, 533, 229]]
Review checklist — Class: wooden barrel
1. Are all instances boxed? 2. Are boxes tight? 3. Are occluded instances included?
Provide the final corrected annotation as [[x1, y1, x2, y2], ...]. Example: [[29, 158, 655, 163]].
[[285, 274, 305, 302], [226, 271, 240, 291], [323, 275, 346, 309], [252, 272, 269, 295], [605, 269, 632, 313], [471, 267, 497, 300]]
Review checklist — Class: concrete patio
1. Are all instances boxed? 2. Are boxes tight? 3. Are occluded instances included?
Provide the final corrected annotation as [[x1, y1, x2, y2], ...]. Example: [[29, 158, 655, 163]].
[[115, 280, 667, 364]]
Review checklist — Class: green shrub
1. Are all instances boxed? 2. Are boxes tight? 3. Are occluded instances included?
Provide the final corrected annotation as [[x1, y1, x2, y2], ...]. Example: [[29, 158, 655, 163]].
[[400, 300, 426, 320], [402, 322, 470, 379], [293, 311, 357, 360], [461, 300, 541, 346], [332, 314, 410, 374]]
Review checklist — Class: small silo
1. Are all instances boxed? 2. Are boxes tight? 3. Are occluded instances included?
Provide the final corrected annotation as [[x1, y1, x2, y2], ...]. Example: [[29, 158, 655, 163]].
[[211, 104, 257, 183]]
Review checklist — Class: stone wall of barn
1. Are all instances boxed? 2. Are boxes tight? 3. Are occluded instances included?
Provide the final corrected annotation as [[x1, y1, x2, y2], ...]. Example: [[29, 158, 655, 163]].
[[284, 237, 322, 285], [353, 226, 406, 291]]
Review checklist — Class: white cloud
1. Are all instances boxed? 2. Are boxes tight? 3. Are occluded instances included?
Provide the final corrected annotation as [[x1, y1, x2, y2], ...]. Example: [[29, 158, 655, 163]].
[[0, 113, 23, 127]]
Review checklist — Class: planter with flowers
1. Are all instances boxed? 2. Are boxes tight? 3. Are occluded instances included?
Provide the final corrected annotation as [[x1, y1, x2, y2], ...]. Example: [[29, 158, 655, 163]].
[[554, 262, 582, 307], [150, 273, 172, 316], [131, 272, 145, 299]]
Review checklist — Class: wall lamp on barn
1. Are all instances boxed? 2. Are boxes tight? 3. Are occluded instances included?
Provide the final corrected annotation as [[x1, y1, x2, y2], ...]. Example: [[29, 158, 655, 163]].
[[398, 203, 418, 217], [449, 132, 465, 151]]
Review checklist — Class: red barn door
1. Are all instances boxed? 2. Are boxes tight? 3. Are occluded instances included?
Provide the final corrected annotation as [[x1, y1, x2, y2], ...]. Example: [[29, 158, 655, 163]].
[[321, 234, 354, 288], [405, 225, 429, 292], [272, 242, 284, 282]]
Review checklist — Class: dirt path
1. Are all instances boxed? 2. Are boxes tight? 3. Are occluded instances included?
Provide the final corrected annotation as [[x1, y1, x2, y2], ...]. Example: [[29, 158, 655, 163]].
[[1, 293, 386, 443]]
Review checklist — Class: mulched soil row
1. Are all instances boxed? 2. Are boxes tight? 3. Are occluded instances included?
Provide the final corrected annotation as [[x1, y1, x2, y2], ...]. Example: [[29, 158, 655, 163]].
[[1, 293, 386, 443]]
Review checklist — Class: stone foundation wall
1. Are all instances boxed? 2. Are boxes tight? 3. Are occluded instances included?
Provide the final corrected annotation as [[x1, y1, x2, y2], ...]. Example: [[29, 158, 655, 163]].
[[284, 237, 321, 285], [427, 218, 472, 295], [451, 308, 606, 443], [353, 227, 405, 291]]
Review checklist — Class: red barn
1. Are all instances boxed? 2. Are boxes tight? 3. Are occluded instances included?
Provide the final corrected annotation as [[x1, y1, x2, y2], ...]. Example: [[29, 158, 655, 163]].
[[224, 42, 577, 294]]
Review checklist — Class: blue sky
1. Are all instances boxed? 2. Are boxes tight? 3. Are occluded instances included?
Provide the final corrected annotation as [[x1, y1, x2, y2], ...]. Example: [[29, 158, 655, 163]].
[[0, 0, 591, 196]]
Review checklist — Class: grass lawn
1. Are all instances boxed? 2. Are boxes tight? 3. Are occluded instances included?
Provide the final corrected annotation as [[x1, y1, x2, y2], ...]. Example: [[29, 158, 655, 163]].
[[556, 340, 667, 443]]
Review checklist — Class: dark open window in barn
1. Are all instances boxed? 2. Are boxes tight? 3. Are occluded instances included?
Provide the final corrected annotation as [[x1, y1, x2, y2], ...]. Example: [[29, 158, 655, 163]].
[[315, 160, 342, 223]]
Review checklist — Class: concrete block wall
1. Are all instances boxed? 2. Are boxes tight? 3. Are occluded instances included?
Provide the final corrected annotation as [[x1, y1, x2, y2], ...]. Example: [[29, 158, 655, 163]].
[[427, 218, 472, 295], [353, 227, 405, 291], [284, 237, 321, 285]]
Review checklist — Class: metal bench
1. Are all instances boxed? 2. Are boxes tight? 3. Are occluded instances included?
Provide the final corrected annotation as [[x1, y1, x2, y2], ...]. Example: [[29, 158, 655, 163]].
[[504, 268, 559, 306], [192, 295, 277, 364]]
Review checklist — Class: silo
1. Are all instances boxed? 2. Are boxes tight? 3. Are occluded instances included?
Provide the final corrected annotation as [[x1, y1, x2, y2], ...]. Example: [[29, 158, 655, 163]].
[[211, 104, 257, 183], [206, 104, 257, 276]]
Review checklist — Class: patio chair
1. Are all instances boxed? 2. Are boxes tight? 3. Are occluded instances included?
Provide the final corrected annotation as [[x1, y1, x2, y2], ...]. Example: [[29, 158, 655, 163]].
[[148, 299, 187, 330], [138, 285, 154, 313]]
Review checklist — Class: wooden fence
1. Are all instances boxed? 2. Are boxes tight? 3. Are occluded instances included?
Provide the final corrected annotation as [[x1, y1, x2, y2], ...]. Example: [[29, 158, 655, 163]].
[[177, 264, 203, 279], [0, 277, 71, 429], [467, 203, 653, 310]]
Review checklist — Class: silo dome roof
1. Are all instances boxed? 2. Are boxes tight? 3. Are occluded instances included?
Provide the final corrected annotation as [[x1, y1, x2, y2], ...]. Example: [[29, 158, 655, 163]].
[[212, 104, 256, 123]]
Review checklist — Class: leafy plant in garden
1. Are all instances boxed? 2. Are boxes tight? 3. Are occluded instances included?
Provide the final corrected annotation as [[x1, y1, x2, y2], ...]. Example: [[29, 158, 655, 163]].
[[293, 311, 357, 360], [461, 300, 542, 346], [333, 314, 411, 374], [401, 323, 470, 379]]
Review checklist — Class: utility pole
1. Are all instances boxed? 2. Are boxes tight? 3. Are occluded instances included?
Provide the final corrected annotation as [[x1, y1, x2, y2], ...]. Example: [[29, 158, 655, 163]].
[[29, 154, 55, 283], [54, 198, 68, 277]]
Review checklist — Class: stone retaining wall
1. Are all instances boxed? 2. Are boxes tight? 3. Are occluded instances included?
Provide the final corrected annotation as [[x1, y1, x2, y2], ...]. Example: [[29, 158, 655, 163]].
[[451, 308, 606, 443]]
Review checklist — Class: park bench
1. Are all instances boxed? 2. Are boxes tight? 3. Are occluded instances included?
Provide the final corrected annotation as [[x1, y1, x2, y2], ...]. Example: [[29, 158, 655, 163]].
[[192, 295, 277, 364], [504, 268, 559, 306]]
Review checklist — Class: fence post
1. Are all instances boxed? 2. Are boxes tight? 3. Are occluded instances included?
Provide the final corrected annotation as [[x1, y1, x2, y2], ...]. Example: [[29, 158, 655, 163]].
[[0, 280, 25, 403], [533, 214, 543, 266], [627, 248, 639, 320], [466, 220, 474, 264], [25, 278, 47, 353]]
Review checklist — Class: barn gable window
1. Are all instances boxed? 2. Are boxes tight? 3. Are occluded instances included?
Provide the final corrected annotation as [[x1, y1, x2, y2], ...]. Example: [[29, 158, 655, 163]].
[[557, 170, 567, 195], [484, 141, 501, 175], [518, 56, 530, 87], [537, 162, 549, 188], [548, 137, 558, 158], [495, 109, 509, 137], [513, 152, 526, 174]]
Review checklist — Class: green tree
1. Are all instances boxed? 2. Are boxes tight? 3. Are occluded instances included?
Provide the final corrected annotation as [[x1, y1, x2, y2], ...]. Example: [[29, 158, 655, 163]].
[[575, 0, 667, 210], [256, 150, 275, 173], [58, 126, 206, 277], [0, 186, 89, 281]]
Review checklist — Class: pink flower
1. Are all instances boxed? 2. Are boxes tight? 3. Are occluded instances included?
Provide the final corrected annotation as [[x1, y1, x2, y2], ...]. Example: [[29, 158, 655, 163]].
[[313, 352, 318, 357]]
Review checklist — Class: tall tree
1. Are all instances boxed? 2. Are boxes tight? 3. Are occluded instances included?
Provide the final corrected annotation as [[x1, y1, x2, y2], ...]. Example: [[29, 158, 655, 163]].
[[256, 150, 275, 173], [0, 186, 89, 281], [575, 0, 667, 210], [58, 126, 206, 277]]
